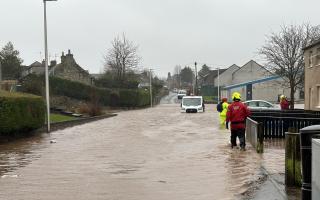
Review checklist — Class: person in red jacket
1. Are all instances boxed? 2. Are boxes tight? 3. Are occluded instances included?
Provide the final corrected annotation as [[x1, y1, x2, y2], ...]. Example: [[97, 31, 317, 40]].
[[226, 92, 251, 150], [280, 95, 289, 110]]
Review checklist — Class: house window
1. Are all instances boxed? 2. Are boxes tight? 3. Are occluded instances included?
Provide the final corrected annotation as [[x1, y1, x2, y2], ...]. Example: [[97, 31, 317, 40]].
[[309, 51, 314, 68], [316, 48, 320, 66]]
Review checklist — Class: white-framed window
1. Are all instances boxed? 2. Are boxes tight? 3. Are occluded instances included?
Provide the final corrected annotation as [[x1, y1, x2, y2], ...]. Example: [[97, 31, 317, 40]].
[[316, 48, 320, 66], [309, 51, 314, 68]]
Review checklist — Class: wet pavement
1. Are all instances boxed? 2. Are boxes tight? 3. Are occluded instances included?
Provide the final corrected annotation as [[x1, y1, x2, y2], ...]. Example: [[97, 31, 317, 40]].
[[0, 93, 293, 200]]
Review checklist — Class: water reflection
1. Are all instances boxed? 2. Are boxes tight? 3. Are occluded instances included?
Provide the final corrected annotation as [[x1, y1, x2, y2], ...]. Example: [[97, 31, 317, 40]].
[[223, 145, 263, 199], [0, 134, 49, 176], [262, 138, 301, 199]]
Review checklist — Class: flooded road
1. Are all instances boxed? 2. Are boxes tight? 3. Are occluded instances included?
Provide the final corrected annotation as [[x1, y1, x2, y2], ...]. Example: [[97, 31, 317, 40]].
[[0, 93, 283, 200]]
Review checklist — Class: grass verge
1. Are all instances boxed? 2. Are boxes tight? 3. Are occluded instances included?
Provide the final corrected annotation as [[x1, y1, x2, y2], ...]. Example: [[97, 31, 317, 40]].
[[50, 113, 76, 123]]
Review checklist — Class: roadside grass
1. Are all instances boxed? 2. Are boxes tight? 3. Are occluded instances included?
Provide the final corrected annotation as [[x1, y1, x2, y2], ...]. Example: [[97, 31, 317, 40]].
[[202, 96, 220, 104], [203, 96, 215, 101], [50, 113, 76, 123], [0, 90, 40, 98]]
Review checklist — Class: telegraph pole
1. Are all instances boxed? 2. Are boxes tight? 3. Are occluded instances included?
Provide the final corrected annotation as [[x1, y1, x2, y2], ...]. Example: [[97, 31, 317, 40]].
[[150, 68, 153, 107], [195, 62, 198, 95]]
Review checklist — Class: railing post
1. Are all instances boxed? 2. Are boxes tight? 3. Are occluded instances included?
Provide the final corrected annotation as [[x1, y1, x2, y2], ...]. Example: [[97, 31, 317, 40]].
[[257, 122, 264, 153], [285, 132, 301, 187]]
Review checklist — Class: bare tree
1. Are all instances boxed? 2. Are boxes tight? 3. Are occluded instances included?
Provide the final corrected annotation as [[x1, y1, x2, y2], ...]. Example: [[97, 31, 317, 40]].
[[104, 34, 140, 80], [259, 23, 320, 109]]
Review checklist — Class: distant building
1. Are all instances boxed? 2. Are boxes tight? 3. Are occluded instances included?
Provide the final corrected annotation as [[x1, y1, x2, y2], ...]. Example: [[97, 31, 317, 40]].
[[303, 39, 320, 111], [198, 68, 227, 86], [22, 60, 56, 77], [213, 64, 240, 87], [22, 50, 94, 85], [50, 50, 94, 85], [220, 60, 301, 102]]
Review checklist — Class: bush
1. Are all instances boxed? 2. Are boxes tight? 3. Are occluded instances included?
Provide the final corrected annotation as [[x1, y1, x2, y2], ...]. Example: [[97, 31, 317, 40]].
[[109, 91, 120, 107], [119, 89, 150, 107], [0, 90, 45, 135], [21, 74, 44, 96]]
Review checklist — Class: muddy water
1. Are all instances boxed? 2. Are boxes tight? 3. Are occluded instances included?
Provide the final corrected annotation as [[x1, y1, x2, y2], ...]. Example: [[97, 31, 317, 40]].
[[0, 94, 284, 200]]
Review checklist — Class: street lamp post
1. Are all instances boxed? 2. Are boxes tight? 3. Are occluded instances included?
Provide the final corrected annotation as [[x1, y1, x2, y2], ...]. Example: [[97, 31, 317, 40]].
[[43, 0, 57, 133], [195, 62, 198, 95], [149, 69, 153, 107]]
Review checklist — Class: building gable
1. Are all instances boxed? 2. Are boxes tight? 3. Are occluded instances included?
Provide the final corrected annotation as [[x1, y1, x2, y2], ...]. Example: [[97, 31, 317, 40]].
[[231, 60, 271, 84], [214, 64, 240, 86]]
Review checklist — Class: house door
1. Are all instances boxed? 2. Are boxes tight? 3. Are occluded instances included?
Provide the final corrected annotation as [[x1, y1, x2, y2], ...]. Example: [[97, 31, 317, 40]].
[[246, 84, 252, 100]]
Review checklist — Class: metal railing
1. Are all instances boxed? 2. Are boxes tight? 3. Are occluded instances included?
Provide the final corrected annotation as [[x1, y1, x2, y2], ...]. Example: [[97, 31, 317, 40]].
[[246, 118, 263, 153]]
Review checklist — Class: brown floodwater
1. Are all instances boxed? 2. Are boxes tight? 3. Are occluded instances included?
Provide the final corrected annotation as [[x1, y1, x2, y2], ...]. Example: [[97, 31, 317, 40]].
[[0, 93, 289, 200]]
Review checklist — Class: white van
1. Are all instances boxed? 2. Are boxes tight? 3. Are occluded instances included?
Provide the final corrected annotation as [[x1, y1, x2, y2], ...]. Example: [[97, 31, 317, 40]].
[[177, 90, 187, 99], [181, 96, 204, 113]]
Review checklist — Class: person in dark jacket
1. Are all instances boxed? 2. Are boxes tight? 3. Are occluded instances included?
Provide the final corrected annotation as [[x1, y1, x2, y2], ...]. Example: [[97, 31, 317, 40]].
[[226, 92, 251, 150]]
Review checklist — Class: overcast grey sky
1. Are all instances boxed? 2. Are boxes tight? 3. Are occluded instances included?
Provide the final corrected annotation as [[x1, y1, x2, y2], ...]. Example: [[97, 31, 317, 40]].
[[0, 0, 319, 77]]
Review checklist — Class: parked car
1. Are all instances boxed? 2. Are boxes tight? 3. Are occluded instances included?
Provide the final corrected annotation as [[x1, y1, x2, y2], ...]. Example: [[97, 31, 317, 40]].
[[181, 96, 204, 113], [244, 100, 280, 110], [177, 90, 187, 99]]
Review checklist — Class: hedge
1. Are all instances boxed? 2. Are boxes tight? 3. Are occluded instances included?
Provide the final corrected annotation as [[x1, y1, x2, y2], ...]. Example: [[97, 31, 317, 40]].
[[21, 75, 150, 107], [0, 90, 45, 135], [50, 77, 150, 107], [119, 89, 150, 107]]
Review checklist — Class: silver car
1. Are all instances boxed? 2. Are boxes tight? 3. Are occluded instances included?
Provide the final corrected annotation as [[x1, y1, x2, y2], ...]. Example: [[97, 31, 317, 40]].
[[243, 100, 280, 110]]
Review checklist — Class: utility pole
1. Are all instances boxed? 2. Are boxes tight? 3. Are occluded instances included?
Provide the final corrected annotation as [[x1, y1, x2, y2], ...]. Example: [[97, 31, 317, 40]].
[[195, 62, 198, 95], [150, 68, 153, 107], [179, 66, 181, 89], [43, 0, 57, 133]]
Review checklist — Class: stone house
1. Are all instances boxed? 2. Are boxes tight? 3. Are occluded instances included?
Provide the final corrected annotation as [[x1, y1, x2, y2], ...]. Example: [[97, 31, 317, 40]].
[[22, 50, 94, 85], [303, 39, 320, 111], [50, 50, 94, 85], [22, 60, 57, 77]]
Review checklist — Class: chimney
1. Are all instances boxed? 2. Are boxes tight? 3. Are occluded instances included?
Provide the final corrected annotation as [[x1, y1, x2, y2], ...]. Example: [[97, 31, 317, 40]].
[[66, 49, 74, 60], [61, 51, 66, 63]]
